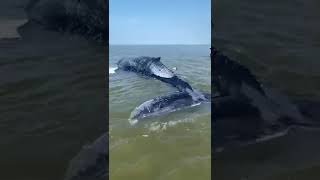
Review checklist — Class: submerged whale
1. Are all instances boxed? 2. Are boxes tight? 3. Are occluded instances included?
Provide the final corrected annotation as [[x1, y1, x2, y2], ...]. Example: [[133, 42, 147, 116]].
[[117, 56, 206, 101]]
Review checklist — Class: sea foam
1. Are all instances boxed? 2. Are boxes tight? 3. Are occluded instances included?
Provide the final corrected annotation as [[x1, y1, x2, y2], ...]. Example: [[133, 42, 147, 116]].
[[109, 67, 118, 74]]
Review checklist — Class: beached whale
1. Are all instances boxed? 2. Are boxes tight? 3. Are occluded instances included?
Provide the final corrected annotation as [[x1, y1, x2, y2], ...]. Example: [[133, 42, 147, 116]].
[[117, 56, 206, 101]]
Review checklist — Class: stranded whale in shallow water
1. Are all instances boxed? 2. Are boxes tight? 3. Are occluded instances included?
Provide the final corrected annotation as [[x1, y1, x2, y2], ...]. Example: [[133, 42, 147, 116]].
[[116, 56, 209, 123], [116, 55, 312, 128]]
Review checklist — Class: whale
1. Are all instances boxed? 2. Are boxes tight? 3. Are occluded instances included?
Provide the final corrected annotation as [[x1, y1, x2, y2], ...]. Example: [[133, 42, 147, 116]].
[[117, 56, 206, 101], [211, 47, 306, 125], [128, 91, 211, 125], [116, 54, 310, 129]]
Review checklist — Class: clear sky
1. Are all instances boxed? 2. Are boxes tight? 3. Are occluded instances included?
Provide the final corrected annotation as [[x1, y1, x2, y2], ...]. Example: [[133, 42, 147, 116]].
[[109, 0, 210, 45]]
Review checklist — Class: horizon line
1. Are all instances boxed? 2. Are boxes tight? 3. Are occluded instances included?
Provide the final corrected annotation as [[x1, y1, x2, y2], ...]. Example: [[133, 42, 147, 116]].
[[109, 44, 211, 46]]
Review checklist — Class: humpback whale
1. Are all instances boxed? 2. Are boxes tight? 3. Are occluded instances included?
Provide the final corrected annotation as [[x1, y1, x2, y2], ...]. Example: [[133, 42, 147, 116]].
[[211, 47, 306, 125], [117, 55, 308, 128], [117, 56, 206, 101], [129, 91, 211, 124]]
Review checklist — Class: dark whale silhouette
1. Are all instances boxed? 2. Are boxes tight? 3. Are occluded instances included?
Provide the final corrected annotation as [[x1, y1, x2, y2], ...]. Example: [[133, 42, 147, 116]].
[[211, 47, 307, 125], [64, 133, 108, 180]]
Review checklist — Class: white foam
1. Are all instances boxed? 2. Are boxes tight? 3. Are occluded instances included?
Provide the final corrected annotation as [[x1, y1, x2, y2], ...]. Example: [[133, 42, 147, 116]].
[[147, 117, 196, 132], [128, 118, 138, 125], [109, 67, 118, 74]]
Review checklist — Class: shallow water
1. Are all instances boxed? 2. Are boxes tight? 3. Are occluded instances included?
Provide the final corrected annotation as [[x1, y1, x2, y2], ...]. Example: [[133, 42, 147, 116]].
[[214, 0, 320, 179], [109, 45, 211, 180]]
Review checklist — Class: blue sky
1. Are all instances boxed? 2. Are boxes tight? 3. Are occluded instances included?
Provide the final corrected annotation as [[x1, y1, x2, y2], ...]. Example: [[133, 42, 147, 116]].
[[109, 0, 210, 45]]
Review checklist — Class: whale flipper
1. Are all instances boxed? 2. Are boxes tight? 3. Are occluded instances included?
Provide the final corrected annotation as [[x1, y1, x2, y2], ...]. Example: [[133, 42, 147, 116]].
[[149, 57, 175, 78]]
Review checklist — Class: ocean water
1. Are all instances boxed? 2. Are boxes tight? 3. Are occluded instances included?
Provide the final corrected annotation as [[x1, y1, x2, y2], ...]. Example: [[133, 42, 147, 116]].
[[109, 45, 211, 180], [214, 0, 320, 179], [0, 27, 107, 179]]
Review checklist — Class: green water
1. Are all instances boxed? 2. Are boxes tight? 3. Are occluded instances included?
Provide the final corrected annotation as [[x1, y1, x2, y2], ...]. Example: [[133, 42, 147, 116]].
[[214, 0, 320, 179], [109, 45, 211, 180]]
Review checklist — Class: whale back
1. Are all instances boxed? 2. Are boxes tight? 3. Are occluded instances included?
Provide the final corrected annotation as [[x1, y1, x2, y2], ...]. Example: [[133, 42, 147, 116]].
[[129, 91, 210, 123], [117, 56, 175, 78], [148, 57, 175, 78]]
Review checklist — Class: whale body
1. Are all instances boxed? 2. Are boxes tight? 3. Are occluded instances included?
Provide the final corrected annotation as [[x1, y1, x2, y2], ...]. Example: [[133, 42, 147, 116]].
[[129, 91, 211, 124], [117, 56, 206, 101]]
